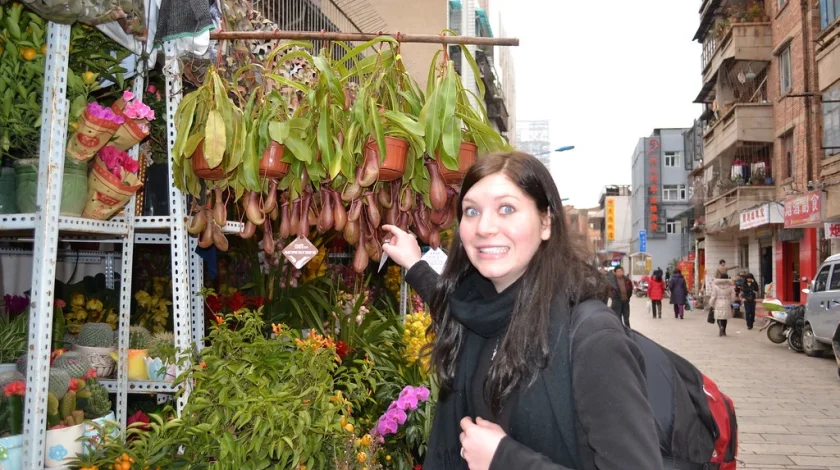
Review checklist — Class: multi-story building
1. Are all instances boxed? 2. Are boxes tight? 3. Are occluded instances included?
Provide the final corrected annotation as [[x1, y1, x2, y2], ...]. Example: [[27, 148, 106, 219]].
[[816, 1, 840, 254], [563, 206, 600, 261], [590, 185, 633, 270], [516, 120, 551, 166], [631, 129, 694, 275]]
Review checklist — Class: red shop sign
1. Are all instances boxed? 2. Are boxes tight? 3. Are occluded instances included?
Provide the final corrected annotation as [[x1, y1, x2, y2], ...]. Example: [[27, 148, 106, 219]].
[[783, 191, 823, 228]]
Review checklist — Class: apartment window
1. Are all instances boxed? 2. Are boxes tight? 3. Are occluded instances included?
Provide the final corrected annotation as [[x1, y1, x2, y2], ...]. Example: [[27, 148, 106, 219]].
[[664, 151, 682, 167], [662, 184, 687, 201], [782, 132, 795, 178], [823, 83, 840, 158], [822, 0, 840, 29], [666, 220, 682, 234], [779, 46, 792, 94]]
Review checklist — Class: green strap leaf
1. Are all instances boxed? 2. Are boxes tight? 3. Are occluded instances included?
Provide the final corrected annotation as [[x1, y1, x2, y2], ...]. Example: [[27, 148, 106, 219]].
[[458, 45, 486, 99], [268, 121, 291, 144], [203, 109, 226, 169], [173, 92, 198, 160], [441, 115, 461, 168], [369, 98, 385, 162], [285, 135, 313, 164]]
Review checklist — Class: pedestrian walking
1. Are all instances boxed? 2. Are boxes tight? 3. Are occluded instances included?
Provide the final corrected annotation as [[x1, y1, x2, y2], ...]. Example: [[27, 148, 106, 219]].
[[609, 265, 634, 328], [382, 151, 662, 469], [710, 274, 737, 336], [715, 259, 728, 278], [648, 272, 666, 319], [669, 269, 688, 319], [741, 273, 758, 330], [665, 267, 671, 284]]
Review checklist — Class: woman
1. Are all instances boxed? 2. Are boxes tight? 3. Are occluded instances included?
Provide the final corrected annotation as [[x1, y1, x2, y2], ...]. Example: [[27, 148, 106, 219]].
[[648, 271, 666, 319], [668, 269, 688, 319], [710, 274, 737, 336], [382, 152, 662, 470], [741, 273, 758, 330]]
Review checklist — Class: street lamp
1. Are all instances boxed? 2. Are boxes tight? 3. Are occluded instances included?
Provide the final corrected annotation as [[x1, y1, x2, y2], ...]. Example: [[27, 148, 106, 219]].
[[533, 145, 575, 157]]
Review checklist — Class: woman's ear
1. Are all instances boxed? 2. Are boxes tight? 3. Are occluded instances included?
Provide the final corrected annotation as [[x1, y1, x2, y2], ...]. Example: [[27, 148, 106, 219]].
[[540, 209, 552, 241]]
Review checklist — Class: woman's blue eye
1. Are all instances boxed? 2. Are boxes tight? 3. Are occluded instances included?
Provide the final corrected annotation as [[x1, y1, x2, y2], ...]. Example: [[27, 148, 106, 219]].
[[500, 205, 515, 215], [464, 207, 478, 217]]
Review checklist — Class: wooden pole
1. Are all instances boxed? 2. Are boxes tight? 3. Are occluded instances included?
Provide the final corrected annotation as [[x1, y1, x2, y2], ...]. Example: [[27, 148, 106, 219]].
[[209, 30, 519, 46]]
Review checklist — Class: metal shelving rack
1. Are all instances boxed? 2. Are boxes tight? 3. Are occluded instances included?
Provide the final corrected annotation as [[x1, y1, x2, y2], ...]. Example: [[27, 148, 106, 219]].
[[0, 19, 212, 467]]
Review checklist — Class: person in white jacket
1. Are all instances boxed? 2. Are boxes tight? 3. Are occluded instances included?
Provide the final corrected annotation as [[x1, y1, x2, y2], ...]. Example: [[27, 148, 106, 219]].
[[710, 274, 737, 336]]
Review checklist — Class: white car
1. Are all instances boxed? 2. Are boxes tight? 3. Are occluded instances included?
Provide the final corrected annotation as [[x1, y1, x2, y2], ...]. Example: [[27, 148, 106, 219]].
[[802, 253, 840, 357]]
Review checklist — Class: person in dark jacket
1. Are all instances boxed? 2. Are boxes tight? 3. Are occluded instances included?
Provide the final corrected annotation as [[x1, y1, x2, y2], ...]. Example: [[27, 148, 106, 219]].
[[648, 272, 666, 319], [741, 273, 759, 329], [382, 152, 662, 470], [607, 266, 634, 328], [668, 269, 688, 319]]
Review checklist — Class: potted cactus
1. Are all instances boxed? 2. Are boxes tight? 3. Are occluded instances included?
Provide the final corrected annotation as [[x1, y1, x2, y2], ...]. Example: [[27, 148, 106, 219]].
[[145, 331, 177, 382], [73, 323, 116, 378], [45, 367, 86, 467], [127, 326, 151, 380], [0, 372, 25, 467]]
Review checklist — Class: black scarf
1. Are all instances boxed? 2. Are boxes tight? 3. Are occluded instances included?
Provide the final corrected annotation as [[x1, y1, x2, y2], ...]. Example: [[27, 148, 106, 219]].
[[423, 271, 521, 469]]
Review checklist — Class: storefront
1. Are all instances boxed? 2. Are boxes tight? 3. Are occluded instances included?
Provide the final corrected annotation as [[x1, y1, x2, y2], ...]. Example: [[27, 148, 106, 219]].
[[775, 191, 825, 304], [738, 203, 783, 297]]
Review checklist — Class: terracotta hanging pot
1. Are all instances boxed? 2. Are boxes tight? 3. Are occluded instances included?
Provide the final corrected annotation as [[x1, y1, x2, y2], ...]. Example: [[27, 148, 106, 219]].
[[191, 140, 226, 181], [365, 136, 409, 182], [260, 141, 291, 178], [437, 141, 478, 184]]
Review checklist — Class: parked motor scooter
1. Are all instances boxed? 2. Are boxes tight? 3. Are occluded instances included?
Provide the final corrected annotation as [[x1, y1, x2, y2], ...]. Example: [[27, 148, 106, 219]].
[[760, 309, 789, 344], [785, 305, 806, 353], [634, 280, 648, 298]]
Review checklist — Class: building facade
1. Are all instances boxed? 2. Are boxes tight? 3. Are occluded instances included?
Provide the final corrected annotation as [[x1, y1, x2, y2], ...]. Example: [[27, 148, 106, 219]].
[[631, 129, 694, 275], [590, 185, 633, 270], [516, 120, 551, 166], [816, 1, 840, 254]]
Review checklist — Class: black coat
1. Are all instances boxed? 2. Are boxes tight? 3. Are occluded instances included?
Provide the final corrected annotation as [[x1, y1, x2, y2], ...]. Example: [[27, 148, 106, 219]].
[[669, 273, 688, 305]]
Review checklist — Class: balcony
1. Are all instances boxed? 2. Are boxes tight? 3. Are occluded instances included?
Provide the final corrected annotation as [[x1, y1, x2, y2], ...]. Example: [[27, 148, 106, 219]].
[[701, 23, 772, 87], [702, 103, 773, 164], [704, 185, 776, 234], [816, 18, 840, 91]]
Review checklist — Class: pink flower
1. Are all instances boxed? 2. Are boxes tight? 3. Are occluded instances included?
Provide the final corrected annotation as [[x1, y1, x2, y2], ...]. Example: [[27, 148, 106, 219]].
[[86, 102, 124, 125], [146, 85, 157, 94], [122, 157, 139, 174], [98, 145, 132, 177], [124, 100, 155, 121], [54, 298, 66, 308], [122, 90, 135, 101]]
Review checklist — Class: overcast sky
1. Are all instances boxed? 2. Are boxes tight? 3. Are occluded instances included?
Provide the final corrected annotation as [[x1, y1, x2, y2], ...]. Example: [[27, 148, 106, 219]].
[[487, 0, 703, 208]]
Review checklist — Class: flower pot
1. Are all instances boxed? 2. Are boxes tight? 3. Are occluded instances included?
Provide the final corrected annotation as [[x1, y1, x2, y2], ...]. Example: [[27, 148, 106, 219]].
[[15, 158, 89, 216], [365, 137, 409, 182], [127, 349, 149, 380], [73, 345, 116, 378], [0, 433, 23, 470], [109, 104, 150, 151], [45, 422, 84, 467], [260, 141, 291, 178], [191, 140, 226, 181], [765, 177, 773, 185], [82, 157, 143, 220], [0, 167, 18, 214], [82, 411, 118, 455], [145, 357, 177, 382], [437, 142, 478, 185], [141, 162, 170, 216]]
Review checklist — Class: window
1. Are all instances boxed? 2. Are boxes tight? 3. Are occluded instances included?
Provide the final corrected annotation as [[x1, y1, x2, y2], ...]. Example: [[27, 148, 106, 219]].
[[823, 83, 840, 158], [662, 184, 687, 201], [666, 220, 682, 234], [822, 0, 840, 29], [829, 264, 840, 291], [664, 151, 682, 167], [782, 132, 795, 178], [780, 46, 792, 94], [779, 0, 788, 8], [813, 264, 832, 292]]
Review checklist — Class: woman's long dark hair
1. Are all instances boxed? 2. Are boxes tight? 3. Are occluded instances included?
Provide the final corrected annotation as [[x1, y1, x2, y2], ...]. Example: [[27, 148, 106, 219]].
[[427, 151, 608, 413]]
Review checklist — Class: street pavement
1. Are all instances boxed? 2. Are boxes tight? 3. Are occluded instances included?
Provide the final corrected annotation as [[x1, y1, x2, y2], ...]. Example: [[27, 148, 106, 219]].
[[629, 296, 840, 470]]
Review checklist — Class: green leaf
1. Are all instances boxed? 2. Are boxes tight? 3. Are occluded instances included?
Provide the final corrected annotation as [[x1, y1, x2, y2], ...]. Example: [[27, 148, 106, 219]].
[[441, 115, 461, 168], [426, 50, 442, 98], [329, 136, 343, 180], [173, 92, 198, 160], [203, 110, 226, 169], [382, 111, 425, 137], [243, 130, 261, 191], [369, 98, 385, 162], [184, 132, 204, 158], [285, 135, 313, 164], [265, 74, 311, 94], [268, 121, 290, 144], [313, 55, 343, 100], [419, 77, 443, 154], [316, 105, 334, 175], [458, 46, 485, 99]]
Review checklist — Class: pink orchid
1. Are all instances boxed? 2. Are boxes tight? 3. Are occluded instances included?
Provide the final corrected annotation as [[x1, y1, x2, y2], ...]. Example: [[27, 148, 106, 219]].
[[146, 85, 157, 94], [122, 90, 135, 101], [87, 102, 124, 125]]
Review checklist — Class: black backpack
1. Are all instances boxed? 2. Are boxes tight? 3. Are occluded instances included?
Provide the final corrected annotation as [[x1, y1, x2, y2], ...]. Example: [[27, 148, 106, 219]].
[[572, 300, 738, 469]]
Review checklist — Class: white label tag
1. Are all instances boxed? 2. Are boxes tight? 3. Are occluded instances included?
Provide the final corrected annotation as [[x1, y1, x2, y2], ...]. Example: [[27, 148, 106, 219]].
[[421, 248, 448, 275], [281, 236, 319, 269]]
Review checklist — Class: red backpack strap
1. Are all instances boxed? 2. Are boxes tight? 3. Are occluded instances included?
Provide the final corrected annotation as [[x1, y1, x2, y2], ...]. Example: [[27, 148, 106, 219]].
[[702, 375, 738, 468]]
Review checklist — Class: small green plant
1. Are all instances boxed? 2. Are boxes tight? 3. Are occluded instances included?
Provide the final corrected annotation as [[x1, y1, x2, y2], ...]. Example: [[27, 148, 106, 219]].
[[79, 379, 112, 420], [147, 331, 176, 364], [129, 325, 151, 349], [0, 311, 28, 364], [53, 351, 92, 379], [78, 323, 115, 348], [48, 368, 71, 400]]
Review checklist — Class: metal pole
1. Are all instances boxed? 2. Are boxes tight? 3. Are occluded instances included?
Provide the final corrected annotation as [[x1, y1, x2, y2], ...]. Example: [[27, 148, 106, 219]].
[[209, 30, 519, 46], [23, 21, 71, 469]]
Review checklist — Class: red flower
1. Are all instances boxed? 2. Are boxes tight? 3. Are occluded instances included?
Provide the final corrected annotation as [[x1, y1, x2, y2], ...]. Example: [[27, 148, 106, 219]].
[[68, 378, 79, 392], [127, 410, 150, 430], [205, 294, 223, 313], [413, 465, 423, 470], [251, 296, 265, 308], [335, 341, 351, 360], [54, 298, 66, 308], [226, 292, 246, 312], [3, 381, 25, 397], [85, 368, 97, 380]]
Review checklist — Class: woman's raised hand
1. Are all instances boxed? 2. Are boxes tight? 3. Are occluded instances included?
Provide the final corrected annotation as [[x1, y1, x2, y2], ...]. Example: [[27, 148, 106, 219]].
[[381, 224, 422, 271]]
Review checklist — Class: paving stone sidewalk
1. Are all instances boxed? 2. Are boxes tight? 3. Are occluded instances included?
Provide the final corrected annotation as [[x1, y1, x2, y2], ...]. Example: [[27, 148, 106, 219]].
[[630, 296, 840, 470]]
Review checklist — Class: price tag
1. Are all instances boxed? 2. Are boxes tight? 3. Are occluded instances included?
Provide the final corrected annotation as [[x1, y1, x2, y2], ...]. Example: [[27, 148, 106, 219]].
[[281, 236, 319, 269]]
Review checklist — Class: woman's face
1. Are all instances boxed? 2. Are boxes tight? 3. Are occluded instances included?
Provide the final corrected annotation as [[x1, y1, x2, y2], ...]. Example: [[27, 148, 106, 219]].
[[459, 173, 551, 292]]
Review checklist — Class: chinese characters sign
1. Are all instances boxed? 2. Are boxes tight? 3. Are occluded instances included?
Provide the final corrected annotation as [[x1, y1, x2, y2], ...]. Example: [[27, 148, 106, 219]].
[[645, 137, 662, 234], [826, 223, 840, 239], [605, 197, 616, 241], [783, 191, 823, 228], [740, 205, 770, 230]]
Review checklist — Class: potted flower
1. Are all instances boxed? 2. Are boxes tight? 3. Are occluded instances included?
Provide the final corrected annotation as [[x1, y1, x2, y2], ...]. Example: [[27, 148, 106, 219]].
[[0, 299, 29, 372], [45, 367, 86, 467], [81, 145, 142, 220], [127, 326, 151, 380], [73, 323, 116, 378], [0, 378, 25, 467]]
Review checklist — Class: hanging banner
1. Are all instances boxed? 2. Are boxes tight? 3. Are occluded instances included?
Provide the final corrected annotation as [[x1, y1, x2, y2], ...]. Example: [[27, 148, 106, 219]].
[[605, 197, 616, 241], [826, 223, 840, 239], [645, 137, 663, 234], [740, 203, 784, 230], [784, 191, 823, 228]]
